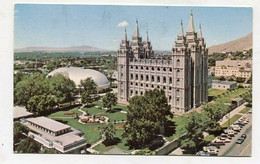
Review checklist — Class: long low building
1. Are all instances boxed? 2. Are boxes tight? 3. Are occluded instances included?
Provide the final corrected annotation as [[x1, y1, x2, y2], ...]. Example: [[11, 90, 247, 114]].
[[24, 117, 87, 153], [212, 80, 237, 90], [13, 106, 33, 121]]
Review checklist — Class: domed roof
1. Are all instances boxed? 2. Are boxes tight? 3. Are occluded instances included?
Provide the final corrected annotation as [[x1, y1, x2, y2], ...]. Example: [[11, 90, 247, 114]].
[[48, 67, 110, 87]]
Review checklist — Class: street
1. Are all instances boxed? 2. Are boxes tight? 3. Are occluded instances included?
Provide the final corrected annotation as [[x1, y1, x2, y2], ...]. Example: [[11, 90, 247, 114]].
[[218, 113, 252, 156]]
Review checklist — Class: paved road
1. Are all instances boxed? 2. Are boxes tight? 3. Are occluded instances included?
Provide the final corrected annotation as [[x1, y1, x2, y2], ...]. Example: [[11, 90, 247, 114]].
[[218, 113, 252, 156]]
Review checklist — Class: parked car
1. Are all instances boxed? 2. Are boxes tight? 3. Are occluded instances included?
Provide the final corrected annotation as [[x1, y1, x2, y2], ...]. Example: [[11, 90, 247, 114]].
[[203, 146, 219, 155], [218, 137, 231, 143], [236, 138, 245, 144], [241, 134, 247, 139], [196, 151, 210, 156]]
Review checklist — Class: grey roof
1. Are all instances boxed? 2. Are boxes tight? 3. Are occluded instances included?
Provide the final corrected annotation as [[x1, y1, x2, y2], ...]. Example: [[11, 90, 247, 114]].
[[232, 98, 243, 102], [13, 106, 33, 119], [212, 80, 237, 85], [48, 67, 110, 87], [27, 117, 70, 132]]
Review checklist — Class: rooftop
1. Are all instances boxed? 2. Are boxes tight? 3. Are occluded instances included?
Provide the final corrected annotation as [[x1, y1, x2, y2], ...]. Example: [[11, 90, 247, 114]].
[[27, 117, 70, 132], [212, 80, 237, 85], [13, 106, 33, 120]]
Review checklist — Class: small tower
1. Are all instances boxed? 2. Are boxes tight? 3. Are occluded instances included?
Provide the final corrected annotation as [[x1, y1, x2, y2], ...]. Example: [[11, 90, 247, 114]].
[[143, 30, 154, 59], [131, 20, 145, 59], [171, 20, 192, 113], [117, 28, 131, 104]]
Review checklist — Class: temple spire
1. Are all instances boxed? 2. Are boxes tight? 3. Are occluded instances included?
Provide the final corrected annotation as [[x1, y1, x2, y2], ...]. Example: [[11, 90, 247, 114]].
[[187, 9, 195, 33], [123, 27, 127, 41], [133, 19, 140, 37], [146, 30, 149, 41], [178, 20, 184, 36], [198, 24, 203, 38]]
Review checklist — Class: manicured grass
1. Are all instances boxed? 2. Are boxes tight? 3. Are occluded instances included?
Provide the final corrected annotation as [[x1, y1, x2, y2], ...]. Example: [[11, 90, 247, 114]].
[[208, 89, 227, 97], [218, 88, 250, 103], [239, 107, 251, 114], [221, 114, 243, 128], [82, 106, 127, 122], [204, 134, 216, 142], [166, 115, 189, 141], [48, 107, 81, 118], [92, 101, 128, 112], [49, 116, 100, 144]]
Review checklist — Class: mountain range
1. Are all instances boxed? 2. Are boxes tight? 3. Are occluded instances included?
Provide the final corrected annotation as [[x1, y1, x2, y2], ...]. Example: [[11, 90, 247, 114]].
[[208, 33, 252, 54], [14, 46, 108, 53]]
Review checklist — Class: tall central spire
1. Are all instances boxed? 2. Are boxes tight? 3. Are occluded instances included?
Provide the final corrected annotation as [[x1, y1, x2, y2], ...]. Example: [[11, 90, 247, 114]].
[[123, 27, 127, 41], [187, 9, 195, 33], [198, 24, 203, 38], [133, 19, 140, 38], [146, 30, 149, 41], [178, 20, 184, 36]]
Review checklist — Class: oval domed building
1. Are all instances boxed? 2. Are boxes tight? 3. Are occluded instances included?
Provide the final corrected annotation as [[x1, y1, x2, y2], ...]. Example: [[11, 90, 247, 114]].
[[48, 67, 110, 92]]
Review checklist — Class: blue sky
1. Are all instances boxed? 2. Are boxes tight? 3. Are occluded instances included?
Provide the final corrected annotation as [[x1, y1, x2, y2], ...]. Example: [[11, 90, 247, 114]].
[[14, 5, 252, 50]]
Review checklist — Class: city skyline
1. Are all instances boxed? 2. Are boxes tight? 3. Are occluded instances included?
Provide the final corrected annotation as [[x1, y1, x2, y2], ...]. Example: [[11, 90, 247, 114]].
[[15, 5, 252, 50]]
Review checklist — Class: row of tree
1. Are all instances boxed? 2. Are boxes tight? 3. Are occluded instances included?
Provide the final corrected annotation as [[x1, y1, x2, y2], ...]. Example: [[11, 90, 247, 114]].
[[14, 72, 100, 116]]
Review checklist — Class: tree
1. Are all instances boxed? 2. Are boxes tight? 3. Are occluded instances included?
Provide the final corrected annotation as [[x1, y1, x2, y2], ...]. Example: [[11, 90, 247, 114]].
[[80, 77, 97, 94], [135, 148, 156, 155], [13, 122, 29, 149], [81, 90, 93, 105], [27, 94, 57, 116], [123, 89, 171, 148], [180, 112, 206, 153], [102, 93, 117, 111], [16, 137, 41, 153], [80, 77, 97, 104], [49, 73, 76, 105], [99, 123, 116, 145], [243, 91, 252, 106], [14, 72, 51, 107]]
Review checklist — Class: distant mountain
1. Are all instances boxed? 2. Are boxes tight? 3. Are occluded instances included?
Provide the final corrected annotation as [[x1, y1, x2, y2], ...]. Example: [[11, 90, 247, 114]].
[[208, 33, 252, 54], [14, 45, 109, 53]]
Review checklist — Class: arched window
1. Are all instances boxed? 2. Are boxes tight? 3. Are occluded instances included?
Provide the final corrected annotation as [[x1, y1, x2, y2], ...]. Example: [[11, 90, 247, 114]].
[[176, 89, 180, 96], [146, 75, 149, 81], [130, 66, 133, 69], [163, 86, 166, 90], [163, 68, 166, 72], [141, 91, 143, 95], [177, 59, 180, 67], [152, 76, 155, 82], [135, 90, 138, 94], [176, 69, 180, 77], [136, 74, 138, 80], [146, 67, 149, 70], [163, 77, 166, 83], [152, 67, 154, 71], [157, 85, 160, 89], [157, 67, 160, 71], [146, 84, 149, 87], [169, 77, 172, 83], [136, 83, 138, 86], [141, 75, 144, 81], [141, 83, 143, 87], [141, 66, 143, 70], [151, 85, 154, 88], [135, 66, 138, 69], [130, 74, 133, 80], [169, 96, 172, 100], [169, 68, 172, 72], [176, 98, 180, 105], [176, 78, 180, 86], [130, 82, 133, 85], [157, 76, 160, 83], [169, 87, 172, 90]]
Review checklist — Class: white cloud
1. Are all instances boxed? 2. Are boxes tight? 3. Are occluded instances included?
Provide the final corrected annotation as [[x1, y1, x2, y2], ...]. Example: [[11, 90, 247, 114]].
[[117, 20, 129, 27]]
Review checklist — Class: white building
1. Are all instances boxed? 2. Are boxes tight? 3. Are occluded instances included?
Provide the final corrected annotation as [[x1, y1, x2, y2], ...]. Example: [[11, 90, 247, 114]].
[[25, 117, 87, 153], [212, 80, 237, 90]]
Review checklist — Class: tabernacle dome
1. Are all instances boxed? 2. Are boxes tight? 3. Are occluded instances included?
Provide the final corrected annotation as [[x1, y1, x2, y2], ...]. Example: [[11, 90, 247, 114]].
[[48, 67, 110, 91]]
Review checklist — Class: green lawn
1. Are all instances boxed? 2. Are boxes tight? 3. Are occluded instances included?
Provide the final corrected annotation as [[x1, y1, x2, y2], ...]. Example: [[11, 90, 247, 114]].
[[204, 134, 216, 142], [51, 117, 101, 144], [239, 107, 251, 114], [208, 89, 227, 97], [92, 101, 128, 112], [218, 88, 250, 103], [48, 107, 82, 118], [166, 115, 189, 141], [221, 114, 243, 128]]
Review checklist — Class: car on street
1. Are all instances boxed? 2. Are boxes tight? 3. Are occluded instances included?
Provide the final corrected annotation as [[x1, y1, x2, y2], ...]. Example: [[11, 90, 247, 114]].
[[241, 134, 247, 139], [196, 151, 210, 156], [236, 138, 245, 144]]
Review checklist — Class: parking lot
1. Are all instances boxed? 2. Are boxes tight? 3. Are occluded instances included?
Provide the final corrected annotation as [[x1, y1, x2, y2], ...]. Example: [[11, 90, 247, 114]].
[[197, 109, 252, 156]]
